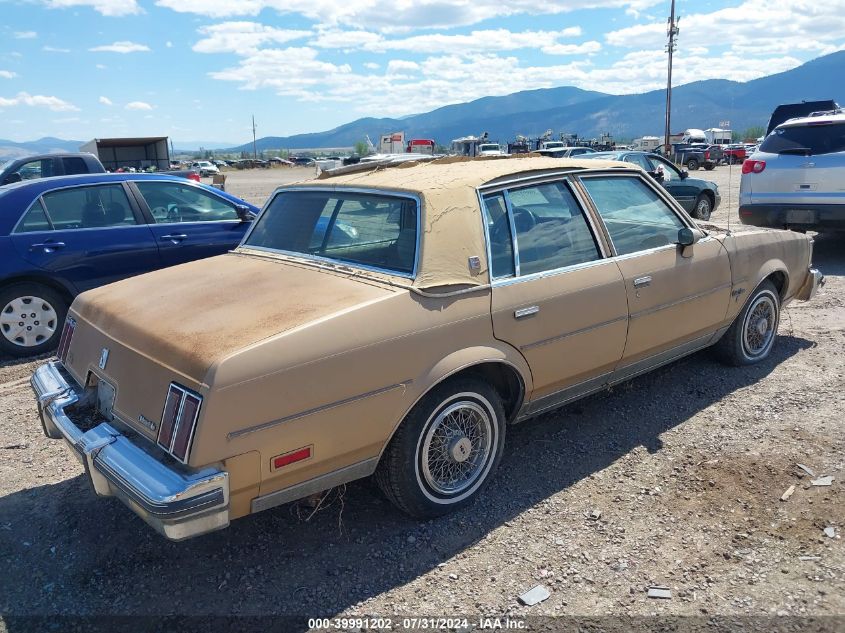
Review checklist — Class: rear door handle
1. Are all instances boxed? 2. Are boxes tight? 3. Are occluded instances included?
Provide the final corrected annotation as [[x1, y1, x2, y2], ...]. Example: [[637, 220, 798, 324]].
[[514, 305, 540, 319], [633, 276, 652, 288], [160, 234, 187, 242], [29, 241, 65, 252]]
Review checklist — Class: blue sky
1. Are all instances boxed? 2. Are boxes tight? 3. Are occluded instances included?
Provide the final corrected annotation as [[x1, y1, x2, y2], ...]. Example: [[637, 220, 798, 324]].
[[1, 0, 843, 145]]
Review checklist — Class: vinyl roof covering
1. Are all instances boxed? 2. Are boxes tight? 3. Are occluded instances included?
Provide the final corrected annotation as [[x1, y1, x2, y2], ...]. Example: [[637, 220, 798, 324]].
[[287, 155, 632, 290]]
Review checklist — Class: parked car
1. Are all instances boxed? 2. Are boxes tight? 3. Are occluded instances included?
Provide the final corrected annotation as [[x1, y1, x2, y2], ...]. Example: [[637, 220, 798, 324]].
[[740, 110, 845, 231], [583, 150, 721, 220], [31, 157, 822, 540], [535, 146, 597, 158], [190, 161, 219, 176], [675, 144, 722, 171], [0, 153, 106, 186], [722, 145, 748, 165], [0, 173, 259, 356]]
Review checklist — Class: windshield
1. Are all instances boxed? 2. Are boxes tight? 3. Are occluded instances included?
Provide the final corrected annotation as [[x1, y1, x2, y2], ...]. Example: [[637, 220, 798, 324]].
[[244, 189, 418, 276], [479, 144, 500, 152], [760, 122, 845, 155]]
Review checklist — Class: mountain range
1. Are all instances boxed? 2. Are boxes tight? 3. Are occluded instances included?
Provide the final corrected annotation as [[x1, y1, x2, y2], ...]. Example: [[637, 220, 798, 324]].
[[3, 50, 844, 159]]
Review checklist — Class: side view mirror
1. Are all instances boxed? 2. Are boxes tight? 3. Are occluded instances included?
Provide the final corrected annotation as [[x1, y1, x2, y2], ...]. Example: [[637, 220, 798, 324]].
[[236, 205, 256, 222], [648, 169, 664, 183], [3, 172, 22, 185], [678, 227, 704, 258], [680, 169, 689, 180]]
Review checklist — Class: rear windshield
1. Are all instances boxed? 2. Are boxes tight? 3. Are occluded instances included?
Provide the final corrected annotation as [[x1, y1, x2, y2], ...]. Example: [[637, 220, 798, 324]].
[[760, 122, 845, 155], [244, 190, 418, 276]]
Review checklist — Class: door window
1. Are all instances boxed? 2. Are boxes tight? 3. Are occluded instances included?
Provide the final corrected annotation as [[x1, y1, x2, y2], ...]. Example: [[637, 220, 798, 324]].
[[41, 184, 138, 230], [135, 181, 238, 223], [623, 154, 653, 171], [62, 157, 88, 175], [13, 199, 52, 233], [581, 176, 684, 256], [482, 193, 515, 279], [11, 159, 55, 182], [506, 182, 601, 276]]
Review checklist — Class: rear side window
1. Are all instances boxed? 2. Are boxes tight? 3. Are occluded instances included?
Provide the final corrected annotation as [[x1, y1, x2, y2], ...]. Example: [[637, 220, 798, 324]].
[[41, 184, 137, 230], [760, 122, 845, 155], [14, 199, 52, 233], [62, 157, 88, 175], [483, 193, 515, 279]]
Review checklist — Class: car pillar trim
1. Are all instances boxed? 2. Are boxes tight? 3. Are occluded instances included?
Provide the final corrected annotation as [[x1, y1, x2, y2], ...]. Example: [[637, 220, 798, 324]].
[[226, 379, 415, 440]]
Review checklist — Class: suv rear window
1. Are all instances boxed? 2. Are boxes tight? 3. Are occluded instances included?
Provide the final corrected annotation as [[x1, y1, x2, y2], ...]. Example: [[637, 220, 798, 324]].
[[760, 122, 845, 155]]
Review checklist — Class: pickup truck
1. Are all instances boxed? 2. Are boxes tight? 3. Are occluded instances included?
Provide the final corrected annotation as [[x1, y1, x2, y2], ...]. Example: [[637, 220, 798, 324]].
[[0, 152, 200, 185], [0, 153, 105, 185], [673, 144, 723, 171]]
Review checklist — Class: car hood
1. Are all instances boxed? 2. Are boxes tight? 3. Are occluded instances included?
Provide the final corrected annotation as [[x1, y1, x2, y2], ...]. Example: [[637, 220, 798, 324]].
[[69, 252, 396, 385]]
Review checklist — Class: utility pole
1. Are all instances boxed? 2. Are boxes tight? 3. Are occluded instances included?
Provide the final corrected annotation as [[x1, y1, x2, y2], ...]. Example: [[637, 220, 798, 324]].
[[664, 0, 679, 156], [252, 115, 258, 160]]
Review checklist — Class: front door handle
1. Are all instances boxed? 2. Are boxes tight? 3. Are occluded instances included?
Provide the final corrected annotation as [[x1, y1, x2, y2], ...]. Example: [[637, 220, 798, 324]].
[[633, 276, 652, 288], [160, 234, 188, 242], [29, 241, 65, 253], [514, 305, 540, 319]]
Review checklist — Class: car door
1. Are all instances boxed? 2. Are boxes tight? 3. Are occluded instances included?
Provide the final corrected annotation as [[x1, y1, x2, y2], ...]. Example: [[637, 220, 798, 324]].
[[130, 180, 250, 267], [578, 173, 731, 374], [647, 155, 699, 212], [9, 182, 161, 292], [483, 178, 629, 412]]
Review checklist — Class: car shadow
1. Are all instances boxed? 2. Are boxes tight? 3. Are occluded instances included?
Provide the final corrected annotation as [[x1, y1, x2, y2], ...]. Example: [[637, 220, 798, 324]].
[[811, 232, 845, 277], [0, 336, 813, 620]]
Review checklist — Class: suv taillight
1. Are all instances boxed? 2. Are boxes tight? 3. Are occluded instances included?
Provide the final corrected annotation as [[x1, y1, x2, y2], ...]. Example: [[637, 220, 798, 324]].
[[56, 317, 76, 364], [157, 383, 202, 463], [742, 159, 766, 174]]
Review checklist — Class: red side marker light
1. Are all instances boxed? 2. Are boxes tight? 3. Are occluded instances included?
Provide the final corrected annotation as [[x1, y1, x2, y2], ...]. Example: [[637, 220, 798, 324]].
[[272, 446, 312, 470]]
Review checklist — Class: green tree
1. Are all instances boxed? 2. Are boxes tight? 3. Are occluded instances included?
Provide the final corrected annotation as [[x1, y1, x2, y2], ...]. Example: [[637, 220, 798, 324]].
[[742, 126, 766, 141], [354, 140, 369, 156]]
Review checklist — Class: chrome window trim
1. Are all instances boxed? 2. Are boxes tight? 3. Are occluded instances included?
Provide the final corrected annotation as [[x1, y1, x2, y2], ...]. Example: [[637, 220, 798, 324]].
[[239, 186, 421, 280], [477, 166, 633, 193], [478, 175, 610, 284], [146, 219, 241, 227], [8, 223, 151, 236], [477, 190, 513, 282]]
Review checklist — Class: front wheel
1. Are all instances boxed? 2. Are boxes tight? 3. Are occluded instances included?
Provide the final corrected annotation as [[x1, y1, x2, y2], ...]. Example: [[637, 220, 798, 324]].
[[687, 158, 700, 170], [375, 378, 506, 518], [0, 283, 68, 357], [691, 194, 712, 220], [715, 280, 780, 366]]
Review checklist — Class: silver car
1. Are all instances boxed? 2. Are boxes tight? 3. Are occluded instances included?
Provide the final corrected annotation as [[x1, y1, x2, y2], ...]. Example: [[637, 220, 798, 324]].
[[740, 111, 845, 231]]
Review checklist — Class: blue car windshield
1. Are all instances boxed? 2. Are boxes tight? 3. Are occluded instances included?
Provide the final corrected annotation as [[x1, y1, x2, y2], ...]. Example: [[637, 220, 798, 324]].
[[244, 190, 418, 276]]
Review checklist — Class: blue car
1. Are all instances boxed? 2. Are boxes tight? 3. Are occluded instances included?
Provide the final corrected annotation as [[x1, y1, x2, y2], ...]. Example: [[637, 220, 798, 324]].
[[0, 173, 259, 357]]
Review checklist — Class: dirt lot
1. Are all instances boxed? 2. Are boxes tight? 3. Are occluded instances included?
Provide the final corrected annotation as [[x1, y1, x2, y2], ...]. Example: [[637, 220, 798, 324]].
[[0, 164, 843, 625]]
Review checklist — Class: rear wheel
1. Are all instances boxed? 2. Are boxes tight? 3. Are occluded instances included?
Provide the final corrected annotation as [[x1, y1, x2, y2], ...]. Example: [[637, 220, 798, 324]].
[[0, 283, 68, 357], [691, 194, 712, 220], [375, 378, 505, 518], [715, 280, 780, 366], [686, 158, 700, 170]]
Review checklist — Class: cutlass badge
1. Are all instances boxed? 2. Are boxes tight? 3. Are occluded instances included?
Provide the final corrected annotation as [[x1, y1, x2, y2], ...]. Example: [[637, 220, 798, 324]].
[[98, 348, 109, 370]]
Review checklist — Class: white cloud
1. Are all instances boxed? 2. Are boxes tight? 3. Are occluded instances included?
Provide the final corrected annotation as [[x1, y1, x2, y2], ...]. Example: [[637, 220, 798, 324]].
[[89, 41, 151, 53], [166, 41, 173, 48], [193, 22, 310, 54], [156, 0, 660, 30], [43, 0, 141, 17], [99, 96, 113, 105], [0, 92, 79, 111], [310, 28, 599, 55], [125, 101, 153, 110], [0, 70, 17, 79], [363, 62, 380, 69], [42, 46, 71, 53], [95, 64, 107, 69], [14, 31, 37, 39]]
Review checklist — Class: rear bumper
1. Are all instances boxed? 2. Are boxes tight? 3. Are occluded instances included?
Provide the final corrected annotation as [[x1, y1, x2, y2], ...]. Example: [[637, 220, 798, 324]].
[[796, 268, 825, 302], [739, 204, 845, 230], [31, 361, 229, 541]]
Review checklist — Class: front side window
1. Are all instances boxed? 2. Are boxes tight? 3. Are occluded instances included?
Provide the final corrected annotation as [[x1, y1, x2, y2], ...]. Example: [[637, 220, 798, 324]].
[[41, 184, 137, 230], [506, 182, 601, 276], [135, 181, 237, 223], [244, 190, 417, 275], [581, 176, 684, 256]]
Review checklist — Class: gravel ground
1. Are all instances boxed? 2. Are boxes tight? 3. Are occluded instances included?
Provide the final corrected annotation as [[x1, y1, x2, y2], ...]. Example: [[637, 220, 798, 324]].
[[0, 164, 842, 625]]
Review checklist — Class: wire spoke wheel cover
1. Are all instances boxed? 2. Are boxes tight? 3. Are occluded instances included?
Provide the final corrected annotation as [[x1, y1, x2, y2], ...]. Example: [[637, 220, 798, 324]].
[[0, 295, 58, 348], [416, 393, 497, 502], [741, 293, 777, 359]]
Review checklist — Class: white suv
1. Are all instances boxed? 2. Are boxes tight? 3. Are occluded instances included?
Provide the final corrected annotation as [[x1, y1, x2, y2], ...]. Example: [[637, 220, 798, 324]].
[[740, 111, 845, 231]]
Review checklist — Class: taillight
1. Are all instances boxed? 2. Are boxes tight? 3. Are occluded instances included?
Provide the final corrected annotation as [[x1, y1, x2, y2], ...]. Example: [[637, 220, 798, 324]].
[[187, 171, 201, 182], [742, 159, 766, 174], [156, 383, 202, 463], [704, 150, 710, 160], [56, 317, 76, 363]]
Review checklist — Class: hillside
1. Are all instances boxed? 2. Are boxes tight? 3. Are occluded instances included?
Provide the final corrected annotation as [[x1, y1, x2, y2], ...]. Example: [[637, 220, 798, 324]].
[[228, 50, 845, 150]]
